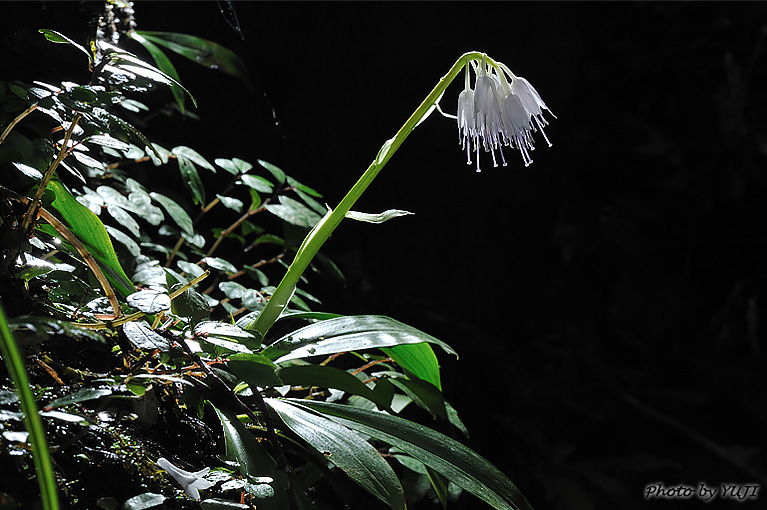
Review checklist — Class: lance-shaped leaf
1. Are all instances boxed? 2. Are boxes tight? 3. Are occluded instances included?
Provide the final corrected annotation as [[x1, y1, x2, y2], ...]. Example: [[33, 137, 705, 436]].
[[290, 400, 534, 510], [382, 342, 442, 390], [211, 404, 291, 510], [127, 289, 171, 314], [46, 180, 135, 297], [261, 315, 456, 364], [39, 29, 92, 64], [345, 209, 414, 224], [266, 398, 406, 510], [135, 31, 252, 90]]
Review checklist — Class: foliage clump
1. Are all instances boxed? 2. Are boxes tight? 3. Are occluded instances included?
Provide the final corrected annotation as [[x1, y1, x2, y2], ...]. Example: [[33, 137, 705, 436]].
[[0, 4, 532, 510]]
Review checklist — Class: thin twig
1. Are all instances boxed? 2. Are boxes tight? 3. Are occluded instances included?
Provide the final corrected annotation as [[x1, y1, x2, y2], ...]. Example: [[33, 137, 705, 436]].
[[205, 202, 270, 258], [36, 207, 121, 317], [0, 103, 38, 146], [20, 113, 82, 233]]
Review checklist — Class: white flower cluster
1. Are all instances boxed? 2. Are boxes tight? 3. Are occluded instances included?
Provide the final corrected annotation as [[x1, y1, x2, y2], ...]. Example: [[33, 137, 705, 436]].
[[457, 56, 555, 170]]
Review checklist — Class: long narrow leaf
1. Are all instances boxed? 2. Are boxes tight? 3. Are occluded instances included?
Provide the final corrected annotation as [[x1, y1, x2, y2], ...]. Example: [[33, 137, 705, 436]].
[[266, 398, 406, 510], [128, 31, 187, 112], [210, 403, 290, 510], [136, 31, 252, 90], [291, 399, 534, 510], [260, 315, 457, 363], [0, 306, 59, 510]]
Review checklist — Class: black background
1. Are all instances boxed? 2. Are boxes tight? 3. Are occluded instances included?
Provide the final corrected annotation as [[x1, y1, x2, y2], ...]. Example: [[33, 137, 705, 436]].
[[4, 2, 767, 509]]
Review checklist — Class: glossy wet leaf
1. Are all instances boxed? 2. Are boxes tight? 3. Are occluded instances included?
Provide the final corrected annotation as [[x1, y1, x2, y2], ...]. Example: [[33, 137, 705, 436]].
[[177, 260, 205, 279], [127, 289, 171, 314], [123, 492, 167, 510], [292, 400, 534, 510], [261, 315, 457, 363], [123, 321, 173, 352], [240, 174, 273, 194], [216, 194, 244, 212], [265, 196, 322, 229], [44, 387, 114, 409], [129, 31, 187, 113], [257, 160, 286, 184], [194, 321, 258, 343], [46, 180, 135, 297], [15, 255, 56, 281], [203, 257, 238, 274], [150, 192, 194, 236], [267, 398, 406, 510], [215, 157, 252, 175], [136, 31, 252, 89], [39, 29, 92, 63], [85, 134, 132, 152], [172, 146, 215, 172], [12, 162, 42, 180], [106, 205, 141, 238]]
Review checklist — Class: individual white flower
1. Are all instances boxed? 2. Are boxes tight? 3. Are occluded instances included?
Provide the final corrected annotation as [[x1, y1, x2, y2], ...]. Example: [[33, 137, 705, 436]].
[[473, 60, 507, 170], [456, 64, 476, 166], [156, 457, 214, 500], [511, 75, 555, 147]]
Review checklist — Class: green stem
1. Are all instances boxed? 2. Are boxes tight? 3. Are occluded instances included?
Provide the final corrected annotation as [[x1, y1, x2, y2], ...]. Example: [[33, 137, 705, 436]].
[[248, 51, 487, 339], [0, 305, 59, 510]]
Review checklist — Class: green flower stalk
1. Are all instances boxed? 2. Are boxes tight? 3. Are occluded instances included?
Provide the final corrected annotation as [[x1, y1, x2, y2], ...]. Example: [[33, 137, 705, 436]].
[[247, 51, 555, 340], [0, 305, 59, 510]]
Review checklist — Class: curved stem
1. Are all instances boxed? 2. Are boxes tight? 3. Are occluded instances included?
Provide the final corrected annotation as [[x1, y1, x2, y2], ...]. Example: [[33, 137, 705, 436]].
[[246, 52, 487, 340], [0, 103, 38, 147]]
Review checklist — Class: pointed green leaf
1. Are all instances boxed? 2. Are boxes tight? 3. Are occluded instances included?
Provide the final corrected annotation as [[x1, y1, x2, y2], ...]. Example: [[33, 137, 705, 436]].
[[381, 343, 441, 390], [129, 31, 187, 112], [136, 31, 252, 90], [123, 321, 173, 352], [266, 399, 406, 510], [293, 400, 534, 510], [265, 196, 322, 229], [172, 146, 215, 172], [46, 180, 135, 297], [257, 160, 286, 184], [39, 29, 91, 63], [261, 315, 457, 364], [150, 192, 194, 236]]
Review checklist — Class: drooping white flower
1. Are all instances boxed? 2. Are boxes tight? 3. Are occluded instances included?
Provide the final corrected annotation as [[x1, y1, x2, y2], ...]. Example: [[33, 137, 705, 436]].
[[157, 457, 214, 500], [511, 75, 554, 147], [456, 66, 476, 166], [456, 55, 554, 170]]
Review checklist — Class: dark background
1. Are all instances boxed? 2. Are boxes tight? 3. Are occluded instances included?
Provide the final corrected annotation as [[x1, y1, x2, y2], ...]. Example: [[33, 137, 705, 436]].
[[4, 2, 767, 509]]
